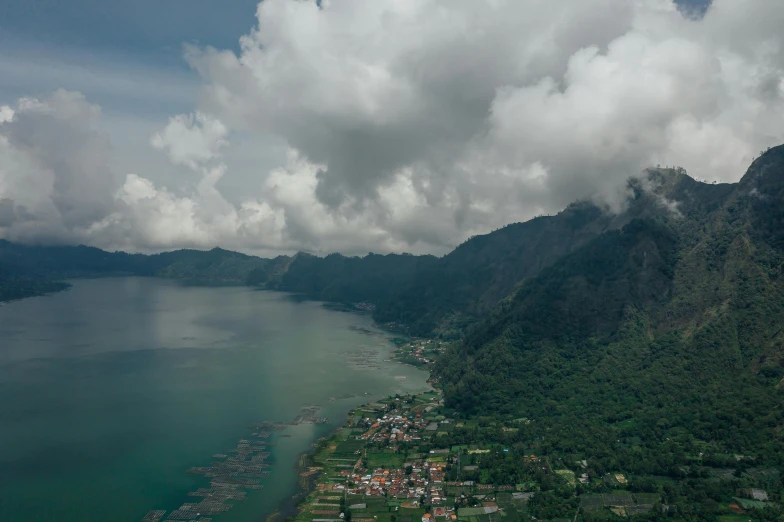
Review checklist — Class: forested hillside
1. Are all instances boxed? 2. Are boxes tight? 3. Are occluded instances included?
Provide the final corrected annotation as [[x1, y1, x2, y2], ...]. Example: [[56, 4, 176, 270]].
[[0, 241, 287, 300], [0, 260, 71, 302], [261, 252, 439, 305], [435, 145, 784, 470]]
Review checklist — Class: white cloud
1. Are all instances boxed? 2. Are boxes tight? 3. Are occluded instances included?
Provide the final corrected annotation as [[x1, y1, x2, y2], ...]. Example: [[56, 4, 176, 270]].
[[2, 0, 784, 255], [181, 0, 783, 251], [151, 112, 228, 170], [0, 90, 118, 242], [0, 106, 13, 124]]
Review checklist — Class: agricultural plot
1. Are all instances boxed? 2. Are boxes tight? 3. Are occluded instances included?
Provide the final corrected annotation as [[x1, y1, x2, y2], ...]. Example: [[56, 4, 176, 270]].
[[734, 497, 769, 510], [745, 468, 780, 483], [707, 468, 736, 481], [579, 495, 604, 512], [366, 513, 394, 522], [554, 469, 576, 486], [347, 498, 399, 522], [633, 493, 661, 504], [335, 439, 366, 454], [602, 473, 628, 486], [445, 485, 473, 496], [510, 492, 533, 509], [720, 515, 753, 522], [626, 505, 654, 516], [400, 507, 427, 519], [603, 493, 635, 507], [437, 422, 455, 432], [367, 498, 390, 507], [496, 492, 523, 522], [367, 450, 405, 468], [458, 511, 503, 522]]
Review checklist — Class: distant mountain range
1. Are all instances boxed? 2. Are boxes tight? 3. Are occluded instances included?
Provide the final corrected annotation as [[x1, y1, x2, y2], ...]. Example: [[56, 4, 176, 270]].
[[2, 146, 782, 336]]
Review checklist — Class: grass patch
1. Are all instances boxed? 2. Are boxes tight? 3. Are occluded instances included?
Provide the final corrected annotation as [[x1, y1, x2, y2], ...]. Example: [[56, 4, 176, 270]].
[[554, 469, 576, 486], [719, 515, 752, 522], [634, 493, 660, 504], [579, 495, 604, 511], [367, 451, 406, 468], [336, 439, 366, 454], [400, 508, 427, 518], [733, 498, 769, 510]]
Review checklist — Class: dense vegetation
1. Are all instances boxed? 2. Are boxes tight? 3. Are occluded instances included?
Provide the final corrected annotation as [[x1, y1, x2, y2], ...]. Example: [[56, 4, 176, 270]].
[[0, 241, 288, 302], [433, 147, 784, 491], [0, 261, 70, 302]]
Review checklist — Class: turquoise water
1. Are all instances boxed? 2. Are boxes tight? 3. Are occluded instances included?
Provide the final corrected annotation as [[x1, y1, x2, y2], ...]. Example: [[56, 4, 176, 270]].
[[0, 278, 430, 521]]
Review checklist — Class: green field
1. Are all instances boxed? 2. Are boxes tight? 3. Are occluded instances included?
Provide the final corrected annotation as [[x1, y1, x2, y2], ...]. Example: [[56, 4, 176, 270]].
[[367, 450, 406, 468], [733, 497, 769, 510], [719, 515, 753, 522], [335, 439, 366, 454]]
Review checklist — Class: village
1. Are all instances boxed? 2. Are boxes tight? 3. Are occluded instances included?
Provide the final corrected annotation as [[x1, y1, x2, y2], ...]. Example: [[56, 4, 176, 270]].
[[293, 391, 503, 522], [391, 338, 447, 368], [290, 386, 781, 522], [291, 390, 562, 522]]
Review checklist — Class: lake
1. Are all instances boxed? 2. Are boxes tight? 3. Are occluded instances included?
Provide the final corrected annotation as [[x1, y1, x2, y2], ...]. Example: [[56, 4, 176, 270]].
[[0, 277, 430, 521]]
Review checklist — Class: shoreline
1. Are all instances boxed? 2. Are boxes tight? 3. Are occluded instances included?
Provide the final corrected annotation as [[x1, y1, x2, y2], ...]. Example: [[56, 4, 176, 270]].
[[275, 387, 441, 522], [279, 387, 451, 522], [0, 280, 72, 304], [262, 334, 437, 522], [265, 434, 337, 522]]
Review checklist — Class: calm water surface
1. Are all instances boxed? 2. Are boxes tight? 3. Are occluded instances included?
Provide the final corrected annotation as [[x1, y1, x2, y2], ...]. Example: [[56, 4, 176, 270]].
[[0, 278, 430, 521]]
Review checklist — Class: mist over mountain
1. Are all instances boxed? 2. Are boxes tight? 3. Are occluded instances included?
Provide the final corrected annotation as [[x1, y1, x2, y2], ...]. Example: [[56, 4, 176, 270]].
[[4, 146, 782, 339]]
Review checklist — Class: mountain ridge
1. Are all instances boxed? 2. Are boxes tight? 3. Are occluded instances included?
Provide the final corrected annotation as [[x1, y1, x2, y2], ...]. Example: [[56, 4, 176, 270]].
[[2, 151, 778, 338]]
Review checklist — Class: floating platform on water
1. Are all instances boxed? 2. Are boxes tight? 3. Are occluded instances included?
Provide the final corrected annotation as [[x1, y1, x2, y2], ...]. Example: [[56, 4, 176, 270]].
[[141, 510, 166, 522], [143, 409, 322, 518]]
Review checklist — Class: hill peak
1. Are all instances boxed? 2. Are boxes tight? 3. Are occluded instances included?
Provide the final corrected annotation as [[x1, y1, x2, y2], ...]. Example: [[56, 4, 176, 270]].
[[740, 143, 784, 193]]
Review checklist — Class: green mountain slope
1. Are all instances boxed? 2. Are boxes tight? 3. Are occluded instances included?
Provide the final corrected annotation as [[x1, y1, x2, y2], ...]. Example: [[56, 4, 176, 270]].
[[435, 145, 784, 469], [0, 260, 71, 302], [0, 241, 290, 301], [372, 203, 617, 336], [262, 251, 439, 305]]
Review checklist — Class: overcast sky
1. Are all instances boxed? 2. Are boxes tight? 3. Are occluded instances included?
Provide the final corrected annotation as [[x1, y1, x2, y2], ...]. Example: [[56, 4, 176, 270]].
[[1, 0, 782, 257]]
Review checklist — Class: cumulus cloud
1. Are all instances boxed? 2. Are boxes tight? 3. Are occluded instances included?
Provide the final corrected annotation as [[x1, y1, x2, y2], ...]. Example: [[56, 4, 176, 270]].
[[2, 0, 784, 255], [151, 112, 228, 170], [0, 90, 119, 243], [0, 106, 14, 124], [183, 0, 783, 250]]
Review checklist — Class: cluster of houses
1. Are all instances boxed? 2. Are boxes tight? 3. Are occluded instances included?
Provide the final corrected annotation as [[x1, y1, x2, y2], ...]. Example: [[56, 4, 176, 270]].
[[338, 468, 415, 497], [402, 339, 444, 366], [358, 413, 429, 444], [328, 402, 461, 519], [332, 460, 451, 503]]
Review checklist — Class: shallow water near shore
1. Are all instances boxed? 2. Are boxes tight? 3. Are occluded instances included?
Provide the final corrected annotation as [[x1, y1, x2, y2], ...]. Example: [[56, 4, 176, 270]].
[[0, 277, 430, 522]]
